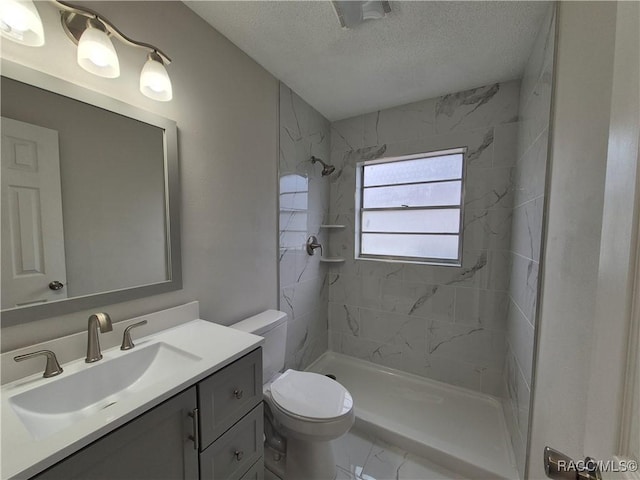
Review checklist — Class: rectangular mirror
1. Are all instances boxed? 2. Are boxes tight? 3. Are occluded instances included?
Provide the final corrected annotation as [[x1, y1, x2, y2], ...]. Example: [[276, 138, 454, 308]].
[[1, 61, 181, 324]]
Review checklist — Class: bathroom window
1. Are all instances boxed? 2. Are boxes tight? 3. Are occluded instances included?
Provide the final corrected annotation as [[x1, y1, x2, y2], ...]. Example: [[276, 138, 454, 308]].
[[355, 148, 466, 266]]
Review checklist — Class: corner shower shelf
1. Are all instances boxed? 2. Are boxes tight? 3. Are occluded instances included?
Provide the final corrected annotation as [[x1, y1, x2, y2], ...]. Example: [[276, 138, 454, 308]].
[[319, 224, 345, 229], [320, 257, 345, 263], [317, 225, 345, 263]]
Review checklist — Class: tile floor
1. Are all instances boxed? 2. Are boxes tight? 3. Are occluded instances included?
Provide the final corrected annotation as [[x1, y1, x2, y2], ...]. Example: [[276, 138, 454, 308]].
[[334, 428, 462, 480]]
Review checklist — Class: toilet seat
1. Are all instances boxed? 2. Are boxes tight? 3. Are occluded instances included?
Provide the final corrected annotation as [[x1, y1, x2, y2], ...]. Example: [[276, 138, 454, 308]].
[[269, 370, 353, 421]]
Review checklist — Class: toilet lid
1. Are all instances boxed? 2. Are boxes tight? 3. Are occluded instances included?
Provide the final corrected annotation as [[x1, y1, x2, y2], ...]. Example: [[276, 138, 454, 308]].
[[270, 370, 353, 420]]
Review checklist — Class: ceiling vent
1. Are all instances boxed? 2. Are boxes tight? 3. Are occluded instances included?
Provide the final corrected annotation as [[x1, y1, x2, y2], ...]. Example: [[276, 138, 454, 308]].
[[331, 1, 391, 29]]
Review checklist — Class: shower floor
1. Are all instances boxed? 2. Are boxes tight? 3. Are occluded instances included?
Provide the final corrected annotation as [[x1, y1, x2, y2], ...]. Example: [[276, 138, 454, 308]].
[[306, 352, 519, 480]]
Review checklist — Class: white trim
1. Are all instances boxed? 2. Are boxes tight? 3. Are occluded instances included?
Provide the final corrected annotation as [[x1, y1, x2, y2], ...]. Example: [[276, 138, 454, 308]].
[[619, 143, 640, 460], [583, 0, 640, 459]]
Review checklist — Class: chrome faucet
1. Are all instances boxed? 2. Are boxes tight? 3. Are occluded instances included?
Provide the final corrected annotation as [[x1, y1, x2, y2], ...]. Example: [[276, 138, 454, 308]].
[[86, 313, 113, 363]]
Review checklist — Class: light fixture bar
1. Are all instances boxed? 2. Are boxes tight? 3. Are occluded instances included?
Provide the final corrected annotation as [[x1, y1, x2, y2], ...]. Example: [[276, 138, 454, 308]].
[[53, 0, 171, 64]]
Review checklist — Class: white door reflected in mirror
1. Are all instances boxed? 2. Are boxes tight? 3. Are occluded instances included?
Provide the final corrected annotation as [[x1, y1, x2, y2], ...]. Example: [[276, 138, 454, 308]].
[[1, 117, 67, 308]]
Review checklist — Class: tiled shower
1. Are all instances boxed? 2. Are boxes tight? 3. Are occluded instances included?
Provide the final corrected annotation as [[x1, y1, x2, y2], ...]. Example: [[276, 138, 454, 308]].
[[326, 79, 519, 395], [278, 84, 331, 370], [503, 6, 555, 474], [278, 5, 554, 478]]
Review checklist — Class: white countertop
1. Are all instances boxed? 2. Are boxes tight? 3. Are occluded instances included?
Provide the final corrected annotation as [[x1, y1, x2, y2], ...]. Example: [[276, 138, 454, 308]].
[[1, 319, 263, 480]]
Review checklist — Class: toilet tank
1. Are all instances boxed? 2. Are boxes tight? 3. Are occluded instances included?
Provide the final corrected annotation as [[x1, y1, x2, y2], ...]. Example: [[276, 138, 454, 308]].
[[231, 310, 287, 383]]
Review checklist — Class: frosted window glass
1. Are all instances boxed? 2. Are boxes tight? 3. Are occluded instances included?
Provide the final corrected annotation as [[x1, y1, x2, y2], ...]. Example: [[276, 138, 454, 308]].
[[280, 192, 308, 211], [362, 209, 460, 233], [280, 211, 307, 231], [280, 174, 308, 193], [357, 149, 465, 264], [280, 231, 307, 249], [361, 234, 459, 260], [363, 181, 461, 208], [363, 154, 462, 187]]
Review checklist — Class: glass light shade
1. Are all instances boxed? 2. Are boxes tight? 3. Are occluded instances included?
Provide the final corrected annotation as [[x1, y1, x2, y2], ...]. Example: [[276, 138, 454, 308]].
[[77, 23, 120, 78], [0, 0, 44, 46], [140, 54, 173, 102]]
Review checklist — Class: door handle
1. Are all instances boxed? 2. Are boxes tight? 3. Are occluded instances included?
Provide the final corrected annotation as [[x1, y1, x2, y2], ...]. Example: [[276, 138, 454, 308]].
[[48, 280, 64, 290], [188, 408, 199, 451], [544, 446, 602, 480]]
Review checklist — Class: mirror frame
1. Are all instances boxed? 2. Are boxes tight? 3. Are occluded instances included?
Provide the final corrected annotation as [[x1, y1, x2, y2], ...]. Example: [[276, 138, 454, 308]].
[[1, 60, 182, 325]]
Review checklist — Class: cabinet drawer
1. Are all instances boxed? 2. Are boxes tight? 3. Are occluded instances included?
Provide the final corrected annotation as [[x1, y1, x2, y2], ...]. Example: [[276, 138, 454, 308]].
[[240, 459, 264, 480], [198, 348, 262, 448], [199, 404, 264, 480]]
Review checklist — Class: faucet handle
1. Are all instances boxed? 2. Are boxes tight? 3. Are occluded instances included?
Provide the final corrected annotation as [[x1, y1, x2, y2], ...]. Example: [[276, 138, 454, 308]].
[[306, 235, 323, 256], [121, 320, 148, 350], [14, 350, 63, 378]]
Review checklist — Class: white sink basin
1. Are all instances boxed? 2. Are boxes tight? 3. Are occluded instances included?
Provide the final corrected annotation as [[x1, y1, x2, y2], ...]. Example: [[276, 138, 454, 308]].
[[9, 342, 200, 440], [2, 311, 265, 480]]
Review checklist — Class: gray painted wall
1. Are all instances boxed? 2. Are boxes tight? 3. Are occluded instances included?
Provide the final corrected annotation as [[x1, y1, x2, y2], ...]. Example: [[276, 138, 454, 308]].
[[0, 1, 279, 352]]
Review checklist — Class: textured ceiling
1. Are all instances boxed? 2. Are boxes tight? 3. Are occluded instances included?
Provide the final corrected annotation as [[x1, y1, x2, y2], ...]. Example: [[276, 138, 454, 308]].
[[184, 1, 550, 121]]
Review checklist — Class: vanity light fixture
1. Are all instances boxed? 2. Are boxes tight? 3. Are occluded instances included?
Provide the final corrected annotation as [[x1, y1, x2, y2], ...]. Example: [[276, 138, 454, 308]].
[[0, 0, 45, 46], [0, 0, 173, 101], [58, 1, 173, 101]]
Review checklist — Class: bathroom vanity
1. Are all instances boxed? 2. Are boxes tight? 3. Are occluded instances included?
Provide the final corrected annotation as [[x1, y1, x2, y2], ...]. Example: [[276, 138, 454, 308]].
[[34, 349, 263, 480], [1, 307, 265, 480]]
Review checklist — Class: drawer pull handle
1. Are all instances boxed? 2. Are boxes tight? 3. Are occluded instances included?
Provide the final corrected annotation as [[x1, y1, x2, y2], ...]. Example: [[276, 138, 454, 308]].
[[188, 408, 199, 451], [234, 450, 244, 461], [233, 389, 243, 399]]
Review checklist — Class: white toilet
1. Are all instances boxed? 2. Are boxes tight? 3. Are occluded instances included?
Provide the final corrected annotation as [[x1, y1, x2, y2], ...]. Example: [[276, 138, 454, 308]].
[[231, 310, 354, 480]]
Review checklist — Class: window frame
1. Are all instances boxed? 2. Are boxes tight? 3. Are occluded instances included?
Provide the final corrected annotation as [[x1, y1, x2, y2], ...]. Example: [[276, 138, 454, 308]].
[[354, 147, 467, 266]]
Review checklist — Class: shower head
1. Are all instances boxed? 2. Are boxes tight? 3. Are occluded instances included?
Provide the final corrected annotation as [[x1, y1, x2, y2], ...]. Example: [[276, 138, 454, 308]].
[[322, 164, 336, 176], [310, 156, 336, 176]]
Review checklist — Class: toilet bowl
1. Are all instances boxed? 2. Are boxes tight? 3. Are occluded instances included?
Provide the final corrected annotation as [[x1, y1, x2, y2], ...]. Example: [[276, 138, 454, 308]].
[[231, 310, 355, 480], [265, 369, 354, 479], [267, 369, 354, 440]]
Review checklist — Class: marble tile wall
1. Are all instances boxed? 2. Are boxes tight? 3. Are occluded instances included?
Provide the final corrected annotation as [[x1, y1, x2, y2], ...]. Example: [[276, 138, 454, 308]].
[[279, 83, 330, 370], [326, 80, 521, 396], [502, 6, 556, 478]]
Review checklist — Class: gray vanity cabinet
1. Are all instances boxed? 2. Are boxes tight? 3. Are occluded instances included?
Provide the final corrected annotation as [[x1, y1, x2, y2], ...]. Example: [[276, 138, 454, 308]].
[[199, 404, 263, 480], [198, 348, 264, 480], [32, 348, 264, 480], [198, 348, 263, 447], [33, 388, 199, 480]]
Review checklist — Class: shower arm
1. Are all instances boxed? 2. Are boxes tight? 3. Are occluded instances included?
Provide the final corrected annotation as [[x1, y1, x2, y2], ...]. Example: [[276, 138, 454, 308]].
[[310, 156, 327, 168]]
